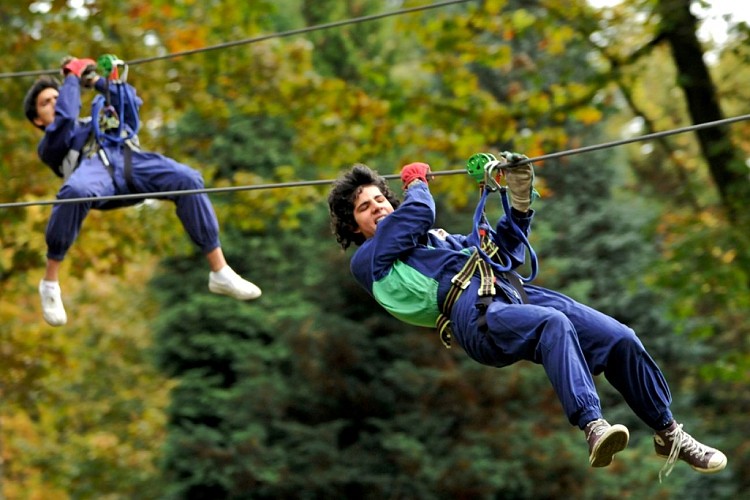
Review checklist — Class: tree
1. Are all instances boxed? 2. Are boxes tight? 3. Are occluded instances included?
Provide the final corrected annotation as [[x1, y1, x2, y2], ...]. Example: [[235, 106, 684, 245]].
[[148, 1, 685, 496], [656, 0, 750, 223], [2, 0, 748, 496]]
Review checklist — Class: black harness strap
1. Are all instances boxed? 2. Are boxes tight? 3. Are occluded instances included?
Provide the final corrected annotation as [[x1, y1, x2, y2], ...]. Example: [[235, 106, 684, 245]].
[[480, 227, 528, 303], [503, 270, 529, 303], [97, 148, 116, 180], [123, 141, 137, 193]]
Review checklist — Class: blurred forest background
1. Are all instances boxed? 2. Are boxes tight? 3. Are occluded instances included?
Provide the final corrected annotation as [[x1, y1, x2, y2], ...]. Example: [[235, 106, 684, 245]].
[[1, 0, 749, 498]]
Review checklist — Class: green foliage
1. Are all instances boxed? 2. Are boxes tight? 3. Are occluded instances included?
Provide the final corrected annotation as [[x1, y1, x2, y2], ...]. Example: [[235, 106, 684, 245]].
[[2, 0, 750, 497], [1, 261, 170, 498], [168, 110, 297, 180]]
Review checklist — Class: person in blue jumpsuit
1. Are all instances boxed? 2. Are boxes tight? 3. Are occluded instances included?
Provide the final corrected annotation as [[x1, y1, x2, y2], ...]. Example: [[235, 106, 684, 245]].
[[23, 57, 261, 327], [327, 161, 726, 480]]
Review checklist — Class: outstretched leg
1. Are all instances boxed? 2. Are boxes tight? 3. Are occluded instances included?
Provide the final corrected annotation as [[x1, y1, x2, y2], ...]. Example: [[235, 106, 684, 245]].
[[41, 159, 116, 326], [480, 300, 629, 467], [126, 151, 261, 300], [524, 285, 726, 476], [524, 285, 673, 429]]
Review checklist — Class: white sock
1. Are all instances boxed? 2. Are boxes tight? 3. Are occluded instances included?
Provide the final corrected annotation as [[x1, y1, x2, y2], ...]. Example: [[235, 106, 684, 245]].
[[40, 280, 61, 290], [214, 265, 234, 279]]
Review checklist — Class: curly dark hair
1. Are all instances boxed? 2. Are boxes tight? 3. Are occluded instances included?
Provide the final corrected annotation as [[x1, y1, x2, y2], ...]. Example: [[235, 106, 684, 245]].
[[23, 76, 60, 130], [328, 163, 401, 249]]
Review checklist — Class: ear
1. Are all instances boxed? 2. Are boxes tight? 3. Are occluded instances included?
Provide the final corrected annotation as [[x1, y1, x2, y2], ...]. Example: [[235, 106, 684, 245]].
[[32, 116, 45, 129]]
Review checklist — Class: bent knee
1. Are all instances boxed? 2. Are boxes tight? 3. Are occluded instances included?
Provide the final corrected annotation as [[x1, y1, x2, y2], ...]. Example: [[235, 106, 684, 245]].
[[610, 331, 645, 355], [540, 308, 574, 330], [173, 168, 205, 190], [59, 181, 96, 199]]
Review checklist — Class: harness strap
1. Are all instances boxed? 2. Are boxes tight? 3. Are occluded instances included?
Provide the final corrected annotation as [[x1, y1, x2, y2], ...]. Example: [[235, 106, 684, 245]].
[[480, 229, 498, 258], [436, 249, 495, 349], [435, 239, 530, 349], [85, 132, 141, 194], [480, 224, 529, 303], [123, 138, 139, 193], [503, 270, 529, 303], [98, 149, 115, 179], [90, 75, 141, 192]]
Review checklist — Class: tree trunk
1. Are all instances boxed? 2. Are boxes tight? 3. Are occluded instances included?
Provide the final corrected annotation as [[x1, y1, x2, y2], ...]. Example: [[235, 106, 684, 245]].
[[657, 0, 749, 223]]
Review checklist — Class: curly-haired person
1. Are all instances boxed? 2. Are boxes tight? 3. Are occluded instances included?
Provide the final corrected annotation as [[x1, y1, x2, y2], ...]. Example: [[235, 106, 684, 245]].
[[328, 161, 726, 480]]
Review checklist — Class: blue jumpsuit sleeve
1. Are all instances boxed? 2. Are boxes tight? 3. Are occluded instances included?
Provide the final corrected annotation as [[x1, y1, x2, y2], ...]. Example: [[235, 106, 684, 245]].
[[37, 75, 82, 177], [351, 181, 436, 287], [492, 209, 534, 268], [369, 181, 435, 279]]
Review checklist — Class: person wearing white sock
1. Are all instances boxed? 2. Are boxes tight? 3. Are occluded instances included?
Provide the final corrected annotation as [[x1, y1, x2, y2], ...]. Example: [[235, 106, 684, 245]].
[[206, 249, 262, 301], [39, 278, 67, 326], [24, 59, 262, 327]]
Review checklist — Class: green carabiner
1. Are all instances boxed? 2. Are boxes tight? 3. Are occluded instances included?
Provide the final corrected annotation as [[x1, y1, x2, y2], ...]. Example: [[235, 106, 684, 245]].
[[96, 54, 117, 79], [466, 152, 497, 183]]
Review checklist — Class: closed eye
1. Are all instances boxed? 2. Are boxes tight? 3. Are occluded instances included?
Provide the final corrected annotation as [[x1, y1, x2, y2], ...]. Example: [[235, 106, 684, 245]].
[[355, 200, 370, 213]]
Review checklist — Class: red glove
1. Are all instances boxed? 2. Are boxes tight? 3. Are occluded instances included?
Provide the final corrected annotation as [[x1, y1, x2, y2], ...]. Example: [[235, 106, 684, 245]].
[[62, 57, 97, 78], [400, 162, 431, 189]]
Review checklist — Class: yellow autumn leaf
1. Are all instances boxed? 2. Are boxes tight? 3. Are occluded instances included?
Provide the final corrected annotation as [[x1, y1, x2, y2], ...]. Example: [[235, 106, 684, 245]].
[[573, 106, 603, 125]]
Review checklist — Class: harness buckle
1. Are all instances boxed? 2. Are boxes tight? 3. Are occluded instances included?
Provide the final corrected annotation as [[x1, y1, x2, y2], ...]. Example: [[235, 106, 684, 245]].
[[450, 274, 472, 290]]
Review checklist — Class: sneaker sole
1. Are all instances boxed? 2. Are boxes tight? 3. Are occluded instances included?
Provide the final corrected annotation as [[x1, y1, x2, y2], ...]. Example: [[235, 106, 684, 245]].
[[655, 452, 727, 474], [42, 314, 67, 326], [208, 283, 262, 301], [590, 425, 630, 467]]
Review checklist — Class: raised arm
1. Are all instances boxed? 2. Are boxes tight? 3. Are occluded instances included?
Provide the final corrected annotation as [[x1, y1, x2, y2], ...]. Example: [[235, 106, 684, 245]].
[[37, 75, 83, 176]]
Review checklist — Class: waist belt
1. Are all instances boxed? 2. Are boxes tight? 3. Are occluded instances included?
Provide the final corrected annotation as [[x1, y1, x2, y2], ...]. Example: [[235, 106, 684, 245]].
[[435, 248, 529, 349]]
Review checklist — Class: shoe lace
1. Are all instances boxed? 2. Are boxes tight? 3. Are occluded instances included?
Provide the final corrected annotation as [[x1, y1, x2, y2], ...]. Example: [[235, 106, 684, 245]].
[[658, 424, 708, 482]]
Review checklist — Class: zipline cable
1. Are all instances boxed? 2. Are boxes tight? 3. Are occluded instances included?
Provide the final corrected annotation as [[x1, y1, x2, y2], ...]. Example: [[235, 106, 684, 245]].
[[2, 113, 748, 210], [0, 0, 474, 80], [430, 112, 750, 177]]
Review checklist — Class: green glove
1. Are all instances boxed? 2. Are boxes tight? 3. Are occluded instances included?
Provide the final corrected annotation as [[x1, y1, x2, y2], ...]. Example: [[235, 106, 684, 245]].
[[501, 151, 539, 212]]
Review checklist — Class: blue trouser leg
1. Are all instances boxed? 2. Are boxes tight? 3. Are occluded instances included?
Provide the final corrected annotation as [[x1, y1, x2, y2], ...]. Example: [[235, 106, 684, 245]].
[[450, 281, 673, 430], [123, 150, 220, 254], [46, 158, 120, 261], [450, 280, 602, 428], [481, 298, 603, 428], [46, 148, 221, 261], [523, 285, 673, 430]]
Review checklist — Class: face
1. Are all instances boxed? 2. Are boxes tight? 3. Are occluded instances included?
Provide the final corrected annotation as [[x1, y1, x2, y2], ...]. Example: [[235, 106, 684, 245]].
[[33, 87, 59, 128], [353, 185, 394, 240]]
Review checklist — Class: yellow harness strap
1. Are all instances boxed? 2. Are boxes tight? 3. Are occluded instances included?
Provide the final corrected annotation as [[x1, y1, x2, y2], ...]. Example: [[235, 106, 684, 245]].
[[436, 249, 495, 348]]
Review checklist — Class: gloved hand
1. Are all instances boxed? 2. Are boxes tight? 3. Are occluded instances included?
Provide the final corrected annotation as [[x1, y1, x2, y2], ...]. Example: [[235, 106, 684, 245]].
[[61, 57, 99, 88], [400, 162, 432, 189], [61, 57, 97, 78], [501, 151, 538, 212]]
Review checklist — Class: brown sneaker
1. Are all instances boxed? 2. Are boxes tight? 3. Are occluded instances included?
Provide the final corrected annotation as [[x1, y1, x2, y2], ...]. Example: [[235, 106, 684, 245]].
[[585, 419, 630, 467], [654, 421, 727, 481]]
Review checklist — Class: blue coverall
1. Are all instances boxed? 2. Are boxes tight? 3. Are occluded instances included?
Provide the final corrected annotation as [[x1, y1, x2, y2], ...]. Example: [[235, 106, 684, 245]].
[[37, 75, 220, 261], [351, 181, 673, 430]]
